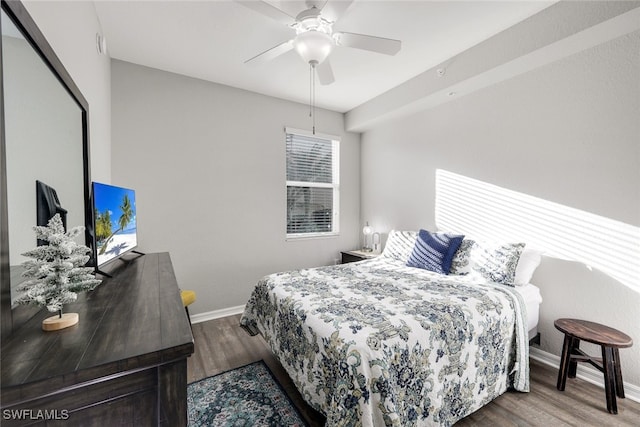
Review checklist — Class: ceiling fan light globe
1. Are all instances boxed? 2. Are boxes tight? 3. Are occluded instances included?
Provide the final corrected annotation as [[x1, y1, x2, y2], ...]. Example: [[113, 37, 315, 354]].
[[294, 30, 333, 65]]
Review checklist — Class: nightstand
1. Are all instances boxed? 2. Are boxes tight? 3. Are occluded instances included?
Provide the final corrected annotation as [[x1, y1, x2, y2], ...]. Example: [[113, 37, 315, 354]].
[[341, 250, 380, 264]]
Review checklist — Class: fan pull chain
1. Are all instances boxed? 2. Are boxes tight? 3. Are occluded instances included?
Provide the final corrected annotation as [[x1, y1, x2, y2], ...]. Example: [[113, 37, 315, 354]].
[[308, 62, 317, 135], [309, 63, 313, 119], [312, 65, 316, 135]]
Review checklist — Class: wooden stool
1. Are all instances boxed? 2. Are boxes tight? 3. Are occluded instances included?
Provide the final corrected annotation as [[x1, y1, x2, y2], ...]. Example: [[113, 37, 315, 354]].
[[555, 318, 633, 414]]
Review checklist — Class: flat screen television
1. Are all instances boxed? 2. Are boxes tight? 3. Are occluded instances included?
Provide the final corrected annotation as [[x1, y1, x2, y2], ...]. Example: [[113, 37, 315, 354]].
[[92, 182, 138, 268], [36, 180, 68, 246]]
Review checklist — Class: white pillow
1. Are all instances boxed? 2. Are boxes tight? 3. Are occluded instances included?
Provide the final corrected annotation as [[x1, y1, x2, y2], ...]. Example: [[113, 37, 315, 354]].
[[514, 248, 542, 286], [381, 230, 417, 263]]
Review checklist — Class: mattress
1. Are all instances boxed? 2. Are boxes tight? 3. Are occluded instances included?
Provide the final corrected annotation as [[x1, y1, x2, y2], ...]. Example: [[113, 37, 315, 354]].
[[513, 283, 543, 339]]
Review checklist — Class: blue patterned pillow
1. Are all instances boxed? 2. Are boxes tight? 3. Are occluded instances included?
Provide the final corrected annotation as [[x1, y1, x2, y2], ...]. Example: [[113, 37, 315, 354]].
[[449, 239, 476, 275], [406, 230, 464, 274]]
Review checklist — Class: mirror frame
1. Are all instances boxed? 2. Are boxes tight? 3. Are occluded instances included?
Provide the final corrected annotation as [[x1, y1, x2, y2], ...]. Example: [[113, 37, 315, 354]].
[[0, 0, 91, 339]]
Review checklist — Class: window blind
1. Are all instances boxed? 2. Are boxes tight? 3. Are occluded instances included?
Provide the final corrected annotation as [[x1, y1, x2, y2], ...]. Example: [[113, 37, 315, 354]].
[[286, 133, 333, 184], [286, 131, 339, 236]]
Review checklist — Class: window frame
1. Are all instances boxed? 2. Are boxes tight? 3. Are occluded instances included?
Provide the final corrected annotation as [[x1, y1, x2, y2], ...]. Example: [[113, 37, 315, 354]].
[[285, 127, 340, 240]]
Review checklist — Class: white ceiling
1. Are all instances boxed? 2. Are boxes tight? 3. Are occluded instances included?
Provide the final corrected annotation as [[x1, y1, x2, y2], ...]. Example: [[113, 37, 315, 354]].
[[94, 1, 555, 113]]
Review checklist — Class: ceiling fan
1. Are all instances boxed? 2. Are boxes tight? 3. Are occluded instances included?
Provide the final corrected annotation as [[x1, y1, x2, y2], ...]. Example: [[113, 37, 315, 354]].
[[237, 0, 402, 85]]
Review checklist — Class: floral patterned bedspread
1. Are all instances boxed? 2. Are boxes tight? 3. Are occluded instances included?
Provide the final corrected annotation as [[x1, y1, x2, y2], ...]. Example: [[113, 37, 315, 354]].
[[240, 257, 529, 427]]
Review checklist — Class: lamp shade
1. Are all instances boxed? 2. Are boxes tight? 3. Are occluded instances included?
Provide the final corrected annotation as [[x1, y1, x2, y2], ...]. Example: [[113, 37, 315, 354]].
[[362, 222, 373, 236], [293, 30, 333, 65], [362, 221, 373, 252]]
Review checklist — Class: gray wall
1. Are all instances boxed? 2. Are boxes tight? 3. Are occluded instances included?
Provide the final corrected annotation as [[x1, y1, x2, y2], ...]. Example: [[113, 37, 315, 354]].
[[360, 30, 640, 387], [111, 60, 361, 314]]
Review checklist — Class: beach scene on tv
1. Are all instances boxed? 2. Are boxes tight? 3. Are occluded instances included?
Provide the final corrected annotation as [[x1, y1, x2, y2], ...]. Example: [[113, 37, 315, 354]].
[[93, 183, 137, 267]]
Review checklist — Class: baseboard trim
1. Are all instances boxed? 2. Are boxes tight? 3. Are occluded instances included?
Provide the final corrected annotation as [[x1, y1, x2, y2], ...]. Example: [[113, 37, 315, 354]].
[[530, 347, 640, 403], [191, 305, 245, 324]]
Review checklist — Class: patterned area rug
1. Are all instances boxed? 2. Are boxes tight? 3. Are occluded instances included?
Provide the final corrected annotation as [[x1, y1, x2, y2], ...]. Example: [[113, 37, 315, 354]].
[[187, 360, 308, 426]]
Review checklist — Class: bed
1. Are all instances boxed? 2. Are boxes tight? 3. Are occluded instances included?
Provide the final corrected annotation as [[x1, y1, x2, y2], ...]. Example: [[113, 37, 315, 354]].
[[241, 231, 542, 426]]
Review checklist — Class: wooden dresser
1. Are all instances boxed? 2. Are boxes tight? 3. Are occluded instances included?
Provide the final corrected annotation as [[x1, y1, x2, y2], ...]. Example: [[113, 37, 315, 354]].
[[1, 252, 194, 426]]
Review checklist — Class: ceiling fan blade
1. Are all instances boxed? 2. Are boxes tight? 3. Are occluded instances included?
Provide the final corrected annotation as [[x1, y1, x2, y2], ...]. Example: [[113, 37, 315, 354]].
[[245, 40, 294, 65], [235, 0, 295, 25], [316, 59, 335, 85], [334, 32, 401, 55], [319, 0, 355, 23]]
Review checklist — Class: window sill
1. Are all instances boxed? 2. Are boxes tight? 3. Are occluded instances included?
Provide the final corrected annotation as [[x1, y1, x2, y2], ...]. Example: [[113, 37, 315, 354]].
[[286, 232, 340, 241]]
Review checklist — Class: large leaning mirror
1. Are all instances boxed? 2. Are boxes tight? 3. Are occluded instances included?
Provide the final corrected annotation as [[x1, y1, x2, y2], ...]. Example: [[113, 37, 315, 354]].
[[1, 0, 91, 338]]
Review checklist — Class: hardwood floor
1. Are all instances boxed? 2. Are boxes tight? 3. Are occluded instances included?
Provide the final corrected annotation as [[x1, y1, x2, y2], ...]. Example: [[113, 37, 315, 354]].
[[187, 314, 640, 426]]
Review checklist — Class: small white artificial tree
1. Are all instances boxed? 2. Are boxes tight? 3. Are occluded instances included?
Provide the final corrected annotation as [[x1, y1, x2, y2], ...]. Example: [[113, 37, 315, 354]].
[[15, 213, 101, 318]]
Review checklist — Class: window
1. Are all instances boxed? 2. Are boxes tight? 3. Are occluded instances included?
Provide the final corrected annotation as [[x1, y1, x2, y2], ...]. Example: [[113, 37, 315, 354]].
[[286, 128, 339, 238]]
